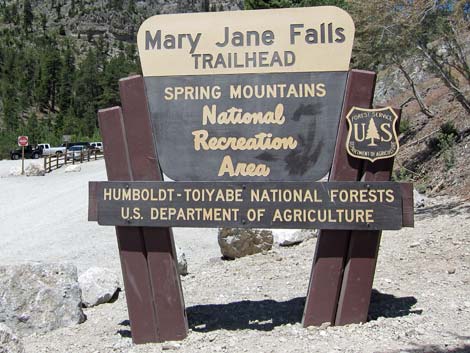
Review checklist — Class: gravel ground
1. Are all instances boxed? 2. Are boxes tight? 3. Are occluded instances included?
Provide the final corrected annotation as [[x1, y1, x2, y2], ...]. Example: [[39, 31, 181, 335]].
[[1, 159, 469, 353]]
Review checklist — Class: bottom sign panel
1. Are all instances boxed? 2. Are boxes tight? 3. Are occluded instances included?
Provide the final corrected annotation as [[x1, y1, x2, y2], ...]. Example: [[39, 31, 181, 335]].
[[95, 181, 406, 230]]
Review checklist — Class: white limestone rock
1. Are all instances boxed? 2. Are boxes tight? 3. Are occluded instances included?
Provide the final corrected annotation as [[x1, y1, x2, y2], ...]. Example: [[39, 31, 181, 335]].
[[0, 323, 24, 353], [78, 267, 120, 308], [0, 263, 85, 335], [218, 228, 273, 259], [64, 165, 81, 173], [273, 229, 318, 246], [25, 163, 45, 176]]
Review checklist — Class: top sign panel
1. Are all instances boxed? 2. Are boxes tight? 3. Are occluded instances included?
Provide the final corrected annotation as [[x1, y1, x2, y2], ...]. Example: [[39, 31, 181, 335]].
[[137, 7, 355, 77]]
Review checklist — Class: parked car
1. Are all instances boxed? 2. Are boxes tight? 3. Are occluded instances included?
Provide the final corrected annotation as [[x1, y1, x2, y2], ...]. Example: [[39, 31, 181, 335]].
[[62, 142, 90, 149], [37, 143, 66, 156], [10, 145, 43, 160], [90, 142, 103, 152], [66, 145, 86, 161]]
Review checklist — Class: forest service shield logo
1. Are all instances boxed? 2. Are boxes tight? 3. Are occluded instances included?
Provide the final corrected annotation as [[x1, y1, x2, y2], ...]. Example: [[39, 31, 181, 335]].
[[345, 107, 399, 162]]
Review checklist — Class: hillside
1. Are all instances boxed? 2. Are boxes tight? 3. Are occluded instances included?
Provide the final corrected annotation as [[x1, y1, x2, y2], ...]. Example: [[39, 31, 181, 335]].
[[375, 49, 470, 198], [0, 0, 242, 158], [1, 0, 469, 198]]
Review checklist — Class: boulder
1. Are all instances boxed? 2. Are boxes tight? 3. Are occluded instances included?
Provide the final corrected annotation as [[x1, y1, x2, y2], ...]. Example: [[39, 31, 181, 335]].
[[0, 263, 85, 335], [413, 189, 426, 208], [64, 165, 81, 173], [273, 229, 318, 246], [25, 163, 45, 176], [175, 245, 188, 276], [8, 167, 22, 177], [78, 267, 120, 308], [0, 323, 24, 353], [218, 228, 273, 259]]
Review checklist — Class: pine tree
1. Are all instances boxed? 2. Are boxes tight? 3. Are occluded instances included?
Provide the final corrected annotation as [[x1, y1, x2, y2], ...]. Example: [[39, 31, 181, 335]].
[[36, 44, 62, 112], [366, 118, 380, 146], [245, 0, 347, 10], [23, 0, 33, 32], [57, 43, 75, 112], [10, 2, 19, 25], [127, 0, 135, 13]]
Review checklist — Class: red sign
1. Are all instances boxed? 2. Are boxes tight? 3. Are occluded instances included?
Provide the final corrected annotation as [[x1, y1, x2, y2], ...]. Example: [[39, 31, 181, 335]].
[[18, 136, 29, 147]]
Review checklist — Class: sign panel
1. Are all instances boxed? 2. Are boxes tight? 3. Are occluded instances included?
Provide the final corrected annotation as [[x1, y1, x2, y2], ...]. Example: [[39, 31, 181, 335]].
[[137, 7, 354, 76], [137, 7, 355, 181], [346, 107, 399, 162], [96, 181, 404, 230], [18, 136, 28, 147]]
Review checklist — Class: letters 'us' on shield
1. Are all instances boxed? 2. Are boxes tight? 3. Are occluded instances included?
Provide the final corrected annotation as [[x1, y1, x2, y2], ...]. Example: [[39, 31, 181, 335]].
[[137, 7, 355, 181]]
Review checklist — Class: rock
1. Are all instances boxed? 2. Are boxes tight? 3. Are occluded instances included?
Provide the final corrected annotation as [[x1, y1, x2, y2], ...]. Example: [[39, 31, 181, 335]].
[[25, 163, 45, 176], [272, 229, 317, 246], [64, 165, 81, 173], [0, 263, 85, 335], [175, 245, 188, 276], [8, 167, 22, 177], [78, 267, 120, 308], [162, 342, 180, 350], [413, 189, 426, 208], [218, 228, 273, 259], [0, 323, 24, 353]]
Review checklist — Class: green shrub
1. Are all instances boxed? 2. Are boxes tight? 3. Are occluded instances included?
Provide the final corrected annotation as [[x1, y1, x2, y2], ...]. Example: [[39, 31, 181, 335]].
[[399, 119, 411, 134], [426, 121, 458, 169], [392, 167, 411, 181], [427, 122, 458, 153]]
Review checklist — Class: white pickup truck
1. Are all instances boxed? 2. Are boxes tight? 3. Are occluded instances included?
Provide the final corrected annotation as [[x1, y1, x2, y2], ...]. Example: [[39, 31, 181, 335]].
[[37, 143, 66, 156]]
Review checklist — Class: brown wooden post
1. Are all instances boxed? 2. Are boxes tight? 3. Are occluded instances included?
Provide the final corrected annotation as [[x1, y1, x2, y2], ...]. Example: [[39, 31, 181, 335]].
[[43, 156, 46, 172], [302, 70, 377, 327], [98, 107, 161, 344], [118, 75, 188, 342], [21, 146, 25, 175], [335, 108, 401, 325]]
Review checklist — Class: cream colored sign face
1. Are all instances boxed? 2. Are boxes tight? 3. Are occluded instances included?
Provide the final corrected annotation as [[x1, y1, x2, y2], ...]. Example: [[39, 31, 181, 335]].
[[137, 6, 355, 77]]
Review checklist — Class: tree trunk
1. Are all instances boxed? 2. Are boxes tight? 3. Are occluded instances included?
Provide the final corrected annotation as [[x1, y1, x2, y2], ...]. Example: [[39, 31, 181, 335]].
[[448, 24, 470, 84], [396, 61, 435, 118], [419, 45, 470, 115]]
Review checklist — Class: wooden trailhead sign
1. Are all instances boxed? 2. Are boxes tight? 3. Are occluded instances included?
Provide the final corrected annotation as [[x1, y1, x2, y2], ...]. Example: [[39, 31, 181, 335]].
[[137, 7, 354, 181], [88, 6, 414, 345]]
